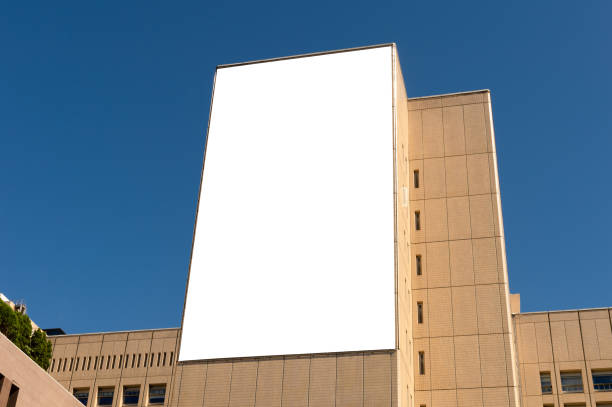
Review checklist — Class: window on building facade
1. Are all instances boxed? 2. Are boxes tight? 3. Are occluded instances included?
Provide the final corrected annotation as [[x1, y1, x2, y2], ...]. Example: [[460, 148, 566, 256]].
[[415, 211, 421, 231], [560, 371, 583, 393], [593, 371, 612, 391], [73, 388, 89, 406], [149, 384, 166, 404], [414, 170, 420, 188], [7, 384, 19, 407], [417, 302, 424, 324], [418, 351, 425, 375], [123, 386, 140, 405], [97, 388, 114, 406], [540, 372, 552, 394], [416, 255, 422, 276]]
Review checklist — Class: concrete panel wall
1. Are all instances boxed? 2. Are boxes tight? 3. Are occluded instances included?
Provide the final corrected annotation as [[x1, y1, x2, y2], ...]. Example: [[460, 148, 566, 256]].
[[0, 333, 83, 407], [515, 308, 612, 407], [406, 90, 521, 407], [49, 329, 397, 407]]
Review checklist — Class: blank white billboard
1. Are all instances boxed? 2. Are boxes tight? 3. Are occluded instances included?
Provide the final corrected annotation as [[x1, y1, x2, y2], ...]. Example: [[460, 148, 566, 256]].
[[179, 45, 396, 361]]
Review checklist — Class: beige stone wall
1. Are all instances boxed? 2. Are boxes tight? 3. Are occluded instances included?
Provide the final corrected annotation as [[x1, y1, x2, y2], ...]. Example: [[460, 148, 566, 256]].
[[48, 328, 178, 406], [395, 48, 416, 407], [49, 329, 397, 406], [44, 86, 531, 407], [0, 332, 82, 407], [405, 90, 520, 407], [515, 308, 612, 407]]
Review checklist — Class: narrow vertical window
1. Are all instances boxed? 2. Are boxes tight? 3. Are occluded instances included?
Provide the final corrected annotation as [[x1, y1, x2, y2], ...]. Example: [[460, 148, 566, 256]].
[[137, 354, 141, 368], [131, 353, 136, 368], [82, 357, 86, 370], [143, 354, 148, 367], [163, 352, 167, 366], [99, 356, 104, 370], [417, 302, 424, 324], [106, 355, 110, 369], [150, 353, 154, 367], [119, 355, 123, 369], [418, 351, 425, 375], [112, 355, 116, 369], [87, 357, 91, 370], [63, 358, 68, 372], [415, 211, 421, 231], [75, 357, 79, 372], [416, 255, 422, 276], [540, 372, 552, 394], [414, 170, 419, 188], [51, 359, 55, 372], [125, 354, 129, 368], [157, 352, 161, 367], [169, 352, 174, 366]]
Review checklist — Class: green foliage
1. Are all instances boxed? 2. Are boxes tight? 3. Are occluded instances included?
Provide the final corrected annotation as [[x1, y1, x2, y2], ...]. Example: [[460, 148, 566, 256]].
[[0, 300, 53, 369], [30, 328, 53, 370]]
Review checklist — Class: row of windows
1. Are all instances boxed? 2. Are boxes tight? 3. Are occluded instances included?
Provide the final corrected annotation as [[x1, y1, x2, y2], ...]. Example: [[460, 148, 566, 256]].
[[74, 384, 166, 406], [0, 373, 19, 407], [540, 370, 612, 394], [50, 351, 173, 373]]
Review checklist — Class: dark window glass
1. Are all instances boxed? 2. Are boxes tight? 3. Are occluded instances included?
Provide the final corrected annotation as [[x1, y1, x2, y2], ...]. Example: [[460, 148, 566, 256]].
[[73, 389, 89, 406], [593, 371, 612, 391], [418, 351, 425, 375], [414, 170, 420, 188], [417, 302, 424, 324], [540, 372, 552, 394], [149, 385, 166, 404], [123, 386, 140, 405], [416, 255, 422, 276], [97, 388, 114, 406], [415, 211, 421, 231], [561, 371, 583, 393]]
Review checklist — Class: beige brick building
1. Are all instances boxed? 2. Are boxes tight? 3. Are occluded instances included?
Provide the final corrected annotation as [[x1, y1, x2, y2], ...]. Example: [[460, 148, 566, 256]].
[[2, 46, 610, 407]]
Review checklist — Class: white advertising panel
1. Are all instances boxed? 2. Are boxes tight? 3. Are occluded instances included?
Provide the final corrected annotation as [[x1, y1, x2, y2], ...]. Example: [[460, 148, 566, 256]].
[[179, 46, 396, 361]]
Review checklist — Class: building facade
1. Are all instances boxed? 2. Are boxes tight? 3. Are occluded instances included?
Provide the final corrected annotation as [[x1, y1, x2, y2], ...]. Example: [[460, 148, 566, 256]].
[[43, 86, 612, 407], [3, 45, 611, 407]]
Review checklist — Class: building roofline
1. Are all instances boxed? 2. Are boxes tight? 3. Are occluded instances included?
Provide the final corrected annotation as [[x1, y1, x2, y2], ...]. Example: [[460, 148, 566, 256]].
[[516, 306, 612, 316], [407, 89, 490, 101], [216, 43, 395, 70], [54, 327, 180, 337]]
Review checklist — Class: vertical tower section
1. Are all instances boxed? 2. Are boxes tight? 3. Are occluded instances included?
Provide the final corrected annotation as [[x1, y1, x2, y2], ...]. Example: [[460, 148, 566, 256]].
[[406, 91, 520, 407], [393, 48, 416, 407]]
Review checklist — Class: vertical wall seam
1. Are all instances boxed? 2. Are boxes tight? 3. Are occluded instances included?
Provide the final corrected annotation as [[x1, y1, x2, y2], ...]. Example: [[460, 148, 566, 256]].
[[201, 362, 209, 407], [547, 313, 562, 407], [577, 313, 593, 407], [307, 357, 312, 407], [442, 104, 459, 407], [227, 362, 234, 407], [252, 360, 259, 407], [463, 103, 486, 405]]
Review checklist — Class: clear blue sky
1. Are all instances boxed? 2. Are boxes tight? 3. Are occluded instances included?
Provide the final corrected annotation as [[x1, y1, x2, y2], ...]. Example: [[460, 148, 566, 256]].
[[1, 1, 610, 334]]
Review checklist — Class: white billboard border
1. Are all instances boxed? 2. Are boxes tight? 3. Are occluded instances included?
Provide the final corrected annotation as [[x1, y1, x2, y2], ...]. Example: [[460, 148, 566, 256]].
[[177, 43, 401, 362]]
